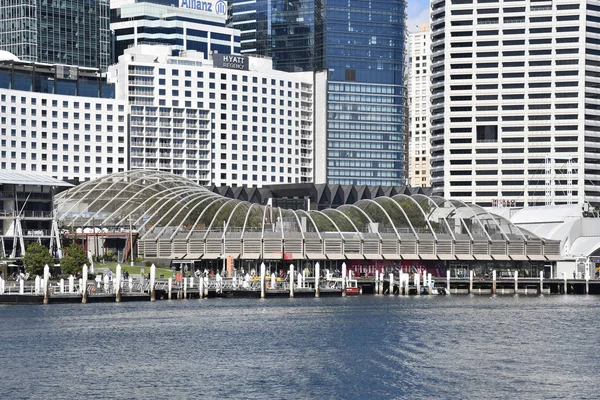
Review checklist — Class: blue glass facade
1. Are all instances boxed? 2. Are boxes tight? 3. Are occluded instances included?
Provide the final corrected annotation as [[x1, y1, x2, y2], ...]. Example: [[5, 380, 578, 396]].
[[0, 0, 111, 71], [231, 0, 407, 186], [0, 61, 115, 98]]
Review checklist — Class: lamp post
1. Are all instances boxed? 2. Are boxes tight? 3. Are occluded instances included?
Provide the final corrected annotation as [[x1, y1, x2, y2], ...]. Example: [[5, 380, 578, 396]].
[[129, 215, 134, 267]]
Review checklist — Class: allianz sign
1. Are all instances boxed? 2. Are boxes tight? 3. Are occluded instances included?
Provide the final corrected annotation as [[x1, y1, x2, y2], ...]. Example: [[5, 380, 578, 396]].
[[180, 0, 227, 15]]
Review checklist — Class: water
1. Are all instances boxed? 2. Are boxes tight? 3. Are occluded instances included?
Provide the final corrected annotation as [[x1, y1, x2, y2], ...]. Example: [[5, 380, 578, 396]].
[[0, 295, 598, 399]]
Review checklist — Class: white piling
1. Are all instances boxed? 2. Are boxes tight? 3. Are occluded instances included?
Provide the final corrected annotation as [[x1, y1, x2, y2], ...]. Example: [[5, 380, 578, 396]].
[[198, 275, 203, 299], [289, 264, 295, 298], [315, 262, 320, 297], [190, 276, 194, 289], [585, 269, 590, 295], [297, 272, 302, 289], [469, 270, 473, 294], [271, 273, 276, 290], [34, 276, 41, 295], [150, 264, 156, 301], [82, 264, 88, 303], [564, 273, 568, 295], [341, 262, 347, 296], [260, 262, 266, 299], [68, 275, 74, 293], [183, 277, 187, 299], [128, 276, 133, 291], [446, 270, 451, 294], [539, 270, 544, 295], [514, 270, 518, 295], [389, 273, 394, 295], [19, 278, 24, 294], [415, 273, 420, 295], [492, 270, 497, 295], [427, 273, 432, 295], [43, 264, 50, 304], [115, 264, 122, 303], [59, 278, 64, 294], [168, 277, 173, 300], [375, 271, 379, 295], [0, 277, 4, 295]]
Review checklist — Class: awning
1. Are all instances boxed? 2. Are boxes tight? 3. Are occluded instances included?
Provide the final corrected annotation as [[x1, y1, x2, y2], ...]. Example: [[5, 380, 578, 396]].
[[401, 254, 419, 260], [473, 254, 493, 261], [305, 253, 327, 260], [420, 254, 438, 260], [171, 253, 186, 259], [240, 253, 261, 260], [509, 254, 528, 261], [382, 254, 401, 260], [184, 253, 202, 260], [528, 255, 547, 261], [364, 254, 383, 260], [223, 253, 239, 259], [327, 254, 346, 260], [455, 254, 475, 260], [545, 254, 562, 261], [492, 255, 511, 261], [345, 253, 364, 260], [201, 253, 221, 260], [437, 254, 456, 260]]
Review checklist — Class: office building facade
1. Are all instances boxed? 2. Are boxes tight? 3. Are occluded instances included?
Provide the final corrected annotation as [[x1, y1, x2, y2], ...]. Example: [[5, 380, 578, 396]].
[[430, 0, 600, 206], [111, 0, 240, 63], [407, 24, 431, 188], [0, 52, 128, 182], [108, 44, 315, 187], [231, 0, 407, 186], [0, 0, 111, 70]]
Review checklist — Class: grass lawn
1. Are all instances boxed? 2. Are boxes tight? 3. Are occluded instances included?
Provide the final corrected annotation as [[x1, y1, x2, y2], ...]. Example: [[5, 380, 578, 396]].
[[92, 263, 174, 278]]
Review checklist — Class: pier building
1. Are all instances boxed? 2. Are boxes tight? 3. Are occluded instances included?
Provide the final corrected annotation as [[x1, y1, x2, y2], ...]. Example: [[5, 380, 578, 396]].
[[54, 170, 562, 275]]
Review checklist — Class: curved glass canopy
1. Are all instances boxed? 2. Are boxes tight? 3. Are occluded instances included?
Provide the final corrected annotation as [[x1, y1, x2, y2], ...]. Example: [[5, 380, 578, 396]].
[[54, 170, 540, 242]]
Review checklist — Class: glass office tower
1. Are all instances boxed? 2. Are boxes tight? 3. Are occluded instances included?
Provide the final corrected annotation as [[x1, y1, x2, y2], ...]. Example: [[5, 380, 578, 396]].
[[230, 0, 407, 186], [0, 0, 111, 71]]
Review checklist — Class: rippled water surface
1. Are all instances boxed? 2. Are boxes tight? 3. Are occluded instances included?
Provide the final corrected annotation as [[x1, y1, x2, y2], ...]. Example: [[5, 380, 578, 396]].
[[0, 295, 598, 399]]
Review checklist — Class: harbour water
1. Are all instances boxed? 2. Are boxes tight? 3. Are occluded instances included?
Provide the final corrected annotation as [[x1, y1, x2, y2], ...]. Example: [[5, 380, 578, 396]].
[[0, 295, 598, 399]]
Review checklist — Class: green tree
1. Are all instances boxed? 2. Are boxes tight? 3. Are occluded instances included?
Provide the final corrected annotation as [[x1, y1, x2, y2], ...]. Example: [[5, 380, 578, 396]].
[[61, 243, 88, 275], [22, 242, 53, 276]]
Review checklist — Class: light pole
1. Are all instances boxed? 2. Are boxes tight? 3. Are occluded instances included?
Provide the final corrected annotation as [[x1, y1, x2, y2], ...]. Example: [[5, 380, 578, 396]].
[[129, 215, 134, 267]]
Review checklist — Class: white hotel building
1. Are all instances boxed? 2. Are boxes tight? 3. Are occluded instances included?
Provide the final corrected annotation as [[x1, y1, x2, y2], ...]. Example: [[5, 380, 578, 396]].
[[108, 44, 315, 187], [430, 0, 600, 207], [0, 51, 128, 182], [407, 23, 431, 188]]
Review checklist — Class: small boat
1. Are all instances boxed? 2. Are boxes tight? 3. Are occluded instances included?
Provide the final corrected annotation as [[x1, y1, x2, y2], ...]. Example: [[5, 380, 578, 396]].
[[345, 279, 359, 295]]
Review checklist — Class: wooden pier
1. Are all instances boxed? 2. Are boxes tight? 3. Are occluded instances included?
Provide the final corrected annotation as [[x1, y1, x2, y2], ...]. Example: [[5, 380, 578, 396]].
[[1, 266, 600, 305]]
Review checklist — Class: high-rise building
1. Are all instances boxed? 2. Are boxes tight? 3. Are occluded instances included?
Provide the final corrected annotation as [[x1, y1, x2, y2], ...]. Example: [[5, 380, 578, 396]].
[[111, 0, 240, 63], [0, 0, 111, 71], [231, 0, 407, 186], [407, 23, 431, 188], [0, 52, 128, 182], [109, 44, 315, 187], [430, 0, 600, 207]]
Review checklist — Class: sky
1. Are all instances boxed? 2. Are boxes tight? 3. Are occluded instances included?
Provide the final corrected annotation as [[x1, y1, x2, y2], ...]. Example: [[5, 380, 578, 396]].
[[406, 0, 430, 34]]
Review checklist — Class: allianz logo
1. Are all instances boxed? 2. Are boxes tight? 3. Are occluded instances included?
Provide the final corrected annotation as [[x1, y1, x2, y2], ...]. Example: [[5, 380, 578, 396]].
[[180, 0, 227, 15]]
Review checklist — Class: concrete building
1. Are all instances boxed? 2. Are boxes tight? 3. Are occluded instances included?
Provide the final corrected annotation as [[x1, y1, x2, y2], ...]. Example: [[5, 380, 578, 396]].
[[108, 44, 316, 187], [0, 0, 111, 71], [230, 0, 407, 187], [0, 52, 129, 183], [430, 0, 600, 207], [407, 23, 431, 188], [110, 0, 240, 63]]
